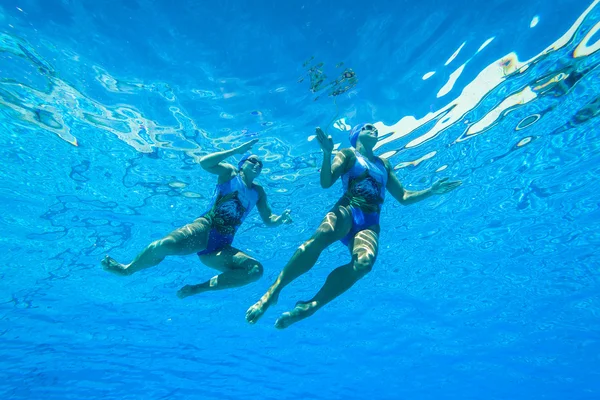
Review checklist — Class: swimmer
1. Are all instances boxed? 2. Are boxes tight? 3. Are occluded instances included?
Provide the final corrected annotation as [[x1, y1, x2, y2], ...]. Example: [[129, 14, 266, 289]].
[[101, 139, 292, 298], [246, 124, 461, 328]]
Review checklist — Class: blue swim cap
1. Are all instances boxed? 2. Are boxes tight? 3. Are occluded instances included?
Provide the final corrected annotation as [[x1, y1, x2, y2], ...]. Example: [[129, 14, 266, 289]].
[[349, 123, 366, 148], [238, 153, 251, 169]]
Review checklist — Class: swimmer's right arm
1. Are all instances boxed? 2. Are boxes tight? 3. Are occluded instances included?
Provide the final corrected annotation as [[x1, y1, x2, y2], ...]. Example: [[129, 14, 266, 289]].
[[199, 139, 258, 178], [316, 127, 348, 188]]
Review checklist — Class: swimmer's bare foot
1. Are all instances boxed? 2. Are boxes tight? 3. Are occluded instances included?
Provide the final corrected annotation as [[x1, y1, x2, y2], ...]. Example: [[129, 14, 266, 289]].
[[274, 300, 318, 329], [245, 291, 279, 324], [176, 284, 206, 299], [101, 255, 132, 276]]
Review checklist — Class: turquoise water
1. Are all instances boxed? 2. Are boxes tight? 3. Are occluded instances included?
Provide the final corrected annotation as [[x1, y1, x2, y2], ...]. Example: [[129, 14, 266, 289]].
[[1, 0, 600, 399]]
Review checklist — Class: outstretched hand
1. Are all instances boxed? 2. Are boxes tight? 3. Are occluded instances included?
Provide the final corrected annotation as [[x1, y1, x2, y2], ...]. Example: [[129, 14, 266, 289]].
[[235, 139, 259, 154], [431, 178, 462, 195], [278, 209, 293, 224], [315, 127, 334, 154]]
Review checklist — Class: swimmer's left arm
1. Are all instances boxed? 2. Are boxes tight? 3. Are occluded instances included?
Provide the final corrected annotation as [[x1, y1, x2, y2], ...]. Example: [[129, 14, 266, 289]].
[[255, 185, 293, 227], [386, 172, 433, 205], [383, 159, 462, 205]]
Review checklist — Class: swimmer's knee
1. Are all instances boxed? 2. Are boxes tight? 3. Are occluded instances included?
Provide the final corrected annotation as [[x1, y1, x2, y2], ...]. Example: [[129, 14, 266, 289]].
[[153, 236, 181, 255], [246, 262, 264, 281], [353, 254, 375, 276]]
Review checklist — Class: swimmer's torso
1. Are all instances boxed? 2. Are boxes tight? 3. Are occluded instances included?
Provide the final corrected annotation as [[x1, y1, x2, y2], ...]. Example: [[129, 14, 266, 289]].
[[204, 174, 259, 234], [341, 149, 388, 213]]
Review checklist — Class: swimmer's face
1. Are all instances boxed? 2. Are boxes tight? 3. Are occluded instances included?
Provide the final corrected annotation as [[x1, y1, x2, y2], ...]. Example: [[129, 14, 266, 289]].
[[241, 155, 263, 177], [358, 123, 378, 146]]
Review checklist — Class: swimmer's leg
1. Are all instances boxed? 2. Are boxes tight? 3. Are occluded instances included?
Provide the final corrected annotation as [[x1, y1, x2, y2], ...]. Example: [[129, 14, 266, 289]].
[[275, 228, 379, 329], [102, 218, 210, 276], [177, 246, 263, 298], [245, 206, 352, 324]]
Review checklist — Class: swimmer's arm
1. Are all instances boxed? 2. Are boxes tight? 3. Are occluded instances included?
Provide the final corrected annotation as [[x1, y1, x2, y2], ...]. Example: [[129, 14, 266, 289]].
[[200, 139, 258, 183], [384, 159, 433, 205], [199, 149, 236, 179], [321, 149, 350, 189], [255, 185, 292, 227], [199, 139, 258, 179]]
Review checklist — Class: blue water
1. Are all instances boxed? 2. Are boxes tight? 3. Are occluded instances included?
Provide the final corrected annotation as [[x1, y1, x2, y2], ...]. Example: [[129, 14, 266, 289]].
[[1, 0, 600, 399]]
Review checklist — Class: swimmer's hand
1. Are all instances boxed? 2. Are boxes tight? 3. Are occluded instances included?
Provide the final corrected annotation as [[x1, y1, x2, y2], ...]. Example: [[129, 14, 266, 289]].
[[275, 209, 293, 225], [431, 178, 462, 195], [235, 139, 259, 154], [315, 127, 333, 154]]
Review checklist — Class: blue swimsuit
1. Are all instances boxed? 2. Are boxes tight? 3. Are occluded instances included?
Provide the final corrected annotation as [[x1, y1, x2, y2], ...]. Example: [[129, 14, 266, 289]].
[[340, 149, 388, 246], [197, 174, 259, 255]]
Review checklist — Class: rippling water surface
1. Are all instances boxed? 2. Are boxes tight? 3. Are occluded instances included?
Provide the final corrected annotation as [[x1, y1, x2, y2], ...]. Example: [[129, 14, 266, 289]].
[[1, 0, 600, 399]]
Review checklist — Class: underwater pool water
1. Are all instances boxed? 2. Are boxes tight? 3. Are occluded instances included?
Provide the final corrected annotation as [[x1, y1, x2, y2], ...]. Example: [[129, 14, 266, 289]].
[[1, 0, 600, 399]]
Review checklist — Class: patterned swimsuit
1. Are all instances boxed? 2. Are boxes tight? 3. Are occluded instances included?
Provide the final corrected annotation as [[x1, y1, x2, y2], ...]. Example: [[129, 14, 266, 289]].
[[197, 174, 259, 255], [340, 149, 388, 246]]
